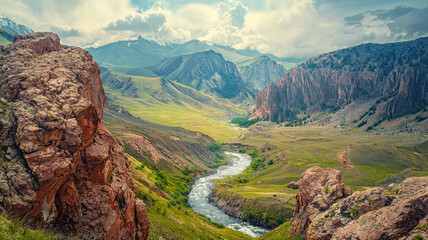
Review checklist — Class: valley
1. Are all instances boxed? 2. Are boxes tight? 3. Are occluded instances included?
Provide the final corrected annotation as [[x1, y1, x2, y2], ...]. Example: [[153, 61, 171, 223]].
[[0, 8, 427, 240]]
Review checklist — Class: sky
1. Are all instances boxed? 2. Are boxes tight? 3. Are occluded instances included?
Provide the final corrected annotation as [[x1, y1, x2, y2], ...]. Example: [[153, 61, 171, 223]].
[[1, 0, 428, 58]]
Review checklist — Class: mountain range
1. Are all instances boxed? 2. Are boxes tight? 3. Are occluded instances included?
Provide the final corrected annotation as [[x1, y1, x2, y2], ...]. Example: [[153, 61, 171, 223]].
[[150, 50, 252, 102], [87, 35, 303, 70], [252, 36, 428, 132], [0, 17, 33, 46], [91, 38, 287, 105]]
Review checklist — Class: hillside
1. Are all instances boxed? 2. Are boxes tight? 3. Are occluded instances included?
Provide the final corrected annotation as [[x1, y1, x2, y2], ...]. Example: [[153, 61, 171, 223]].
[[151, 50, 253, 102], [252, 37, 428, 132], [237, 55, 286, 91], [0, 17, 33, 35], [0, 27, 14, 46], [100, 68, 246, 140]]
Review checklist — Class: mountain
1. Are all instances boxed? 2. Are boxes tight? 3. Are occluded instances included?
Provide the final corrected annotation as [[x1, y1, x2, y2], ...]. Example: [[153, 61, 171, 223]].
[[87, 36, 296, 70], [170, 40, 253, 63], [0, 17, 33, 35], [237, 55, 287, 91], [87, 35, 175, 69], [252, 37, 428, 132], [100, 68, 246, 140], [150, 50, 252, 102], [0, 33, 149, 239], [0, 27, 14, 46]]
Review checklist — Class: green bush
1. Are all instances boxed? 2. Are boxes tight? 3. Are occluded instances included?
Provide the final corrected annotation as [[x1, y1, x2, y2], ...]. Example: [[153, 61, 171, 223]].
[[208, 143, 222, 152], [231, 113, 260, 127]]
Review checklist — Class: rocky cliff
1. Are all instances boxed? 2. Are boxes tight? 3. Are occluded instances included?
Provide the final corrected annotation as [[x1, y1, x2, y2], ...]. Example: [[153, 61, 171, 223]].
[[0, 33, 149, 239], [289, 167, 428, 239], [151, 50, 253, 103], [252, 37, 428, 131], [238, 55, 286, 91]]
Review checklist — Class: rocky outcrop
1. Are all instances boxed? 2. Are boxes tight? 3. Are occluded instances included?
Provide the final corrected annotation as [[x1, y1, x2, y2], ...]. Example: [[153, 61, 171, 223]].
[[289, 167, 352, 236], [252, 37, 428, 131], [0, 33, 149, 239], [290, 166, 428, 240], [238, 55, 286, 92]]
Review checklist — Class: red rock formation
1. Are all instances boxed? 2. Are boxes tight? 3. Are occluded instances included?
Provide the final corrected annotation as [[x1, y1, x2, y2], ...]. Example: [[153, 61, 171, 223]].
[[252, 37, 428, 129], [290, 166, 428, 240], [289, 166, 352, 236], [0, 33, 149, 239]]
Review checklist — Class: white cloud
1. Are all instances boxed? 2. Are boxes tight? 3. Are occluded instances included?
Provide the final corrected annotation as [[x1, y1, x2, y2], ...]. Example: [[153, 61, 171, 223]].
[[1, 0, 427, 57]]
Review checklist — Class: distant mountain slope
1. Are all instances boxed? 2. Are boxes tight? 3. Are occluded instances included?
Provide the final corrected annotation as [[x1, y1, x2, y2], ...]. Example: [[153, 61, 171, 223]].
[[252, 37, 428, 132], [100, 68, 245, 140], [170, 40, 252, 63], [0, 27, 14, 46], [237, 55, 286, 91], [0, 17, 33, 35], [87, 36, 175, 69], [87, 36, 297, 70], [151, 50, 252, 102]]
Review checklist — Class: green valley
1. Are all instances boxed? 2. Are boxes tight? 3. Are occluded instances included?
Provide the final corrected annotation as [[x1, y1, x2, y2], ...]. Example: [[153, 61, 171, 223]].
[[101, 69, 246, 141]]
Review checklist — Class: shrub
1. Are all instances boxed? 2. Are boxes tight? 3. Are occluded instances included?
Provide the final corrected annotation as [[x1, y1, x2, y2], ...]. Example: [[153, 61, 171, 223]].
[[248, 149, 259, 159], [208, 143, 222, 152], [239, 148, 247, 153]]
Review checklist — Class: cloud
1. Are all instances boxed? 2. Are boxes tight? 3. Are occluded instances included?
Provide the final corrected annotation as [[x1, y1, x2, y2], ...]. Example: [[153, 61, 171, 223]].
[[344, 6, 428, 41], [1, 0, 428, 57], [222, 2, 248, 29], [104, 12, 166, 32], [50, 26, 80, 38]]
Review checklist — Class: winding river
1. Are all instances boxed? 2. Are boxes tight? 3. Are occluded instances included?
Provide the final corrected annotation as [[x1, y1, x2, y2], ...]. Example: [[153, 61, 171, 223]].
[[188, 152, 269, 238]]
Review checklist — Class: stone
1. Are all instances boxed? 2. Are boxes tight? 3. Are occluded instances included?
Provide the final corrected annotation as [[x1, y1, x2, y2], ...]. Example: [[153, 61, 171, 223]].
[[0, 33, 149, 239], [287, 181, 298, 189]]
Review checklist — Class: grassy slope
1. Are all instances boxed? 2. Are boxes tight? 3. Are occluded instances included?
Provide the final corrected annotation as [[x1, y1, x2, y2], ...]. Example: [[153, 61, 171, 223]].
[[103, 71, 246, 141], [0, 27, 14, 46], [0, 214, 62, 240], [227, 123, 428, 189], [127, 154, 253, 240], [215, 122, 427, 238], [102, 103, 249, 239]]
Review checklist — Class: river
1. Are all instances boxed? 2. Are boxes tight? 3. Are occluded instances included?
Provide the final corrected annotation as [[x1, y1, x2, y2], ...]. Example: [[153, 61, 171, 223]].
[[188, 152, 269, 238]]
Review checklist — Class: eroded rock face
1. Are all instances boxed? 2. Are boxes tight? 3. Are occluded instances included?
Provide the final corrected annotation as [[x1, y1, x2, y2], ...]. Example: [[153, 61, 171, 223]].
[[0, 32, 149, 239], [252, 37, 428, 129], [289, 166, 352, 236], [290, 167, 428, 240]]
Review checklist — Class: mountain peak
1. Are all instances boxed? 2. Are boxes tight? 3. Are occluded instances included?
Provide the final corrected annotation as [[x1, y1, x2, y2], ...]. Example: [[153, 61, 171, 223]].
[[0, 17, 33, 35]]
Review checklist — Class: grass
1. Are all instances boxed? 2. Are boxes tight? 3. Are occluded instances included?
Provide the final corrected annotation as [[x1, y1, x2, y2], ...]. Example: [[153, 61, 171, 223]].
[[102, 70, 247, 141], [0, 213, 62, 240], [214, 122, 427, 238], [127, 154, 253, 240], [259, 221, 301, 240]]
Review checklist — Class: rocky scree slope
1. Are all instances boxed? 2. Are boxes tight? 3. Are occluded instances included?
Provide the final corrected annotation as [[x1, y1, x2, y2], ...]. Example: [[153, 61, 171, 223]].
[[252, 37, 428, 131], [0, 33, 149, 239], [289, 166, 428, 239]]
